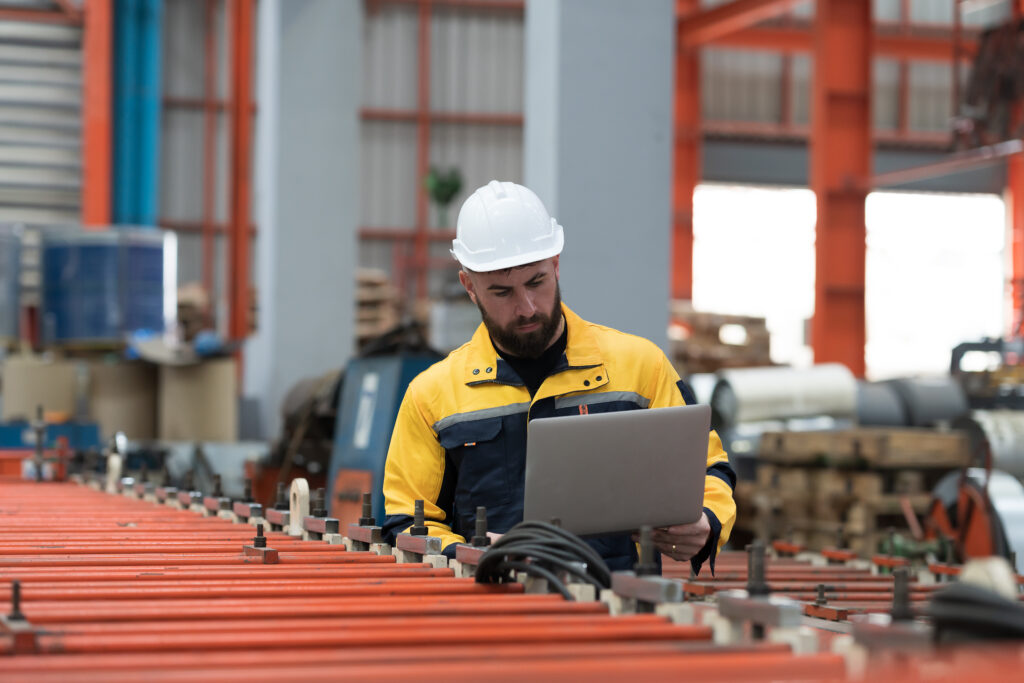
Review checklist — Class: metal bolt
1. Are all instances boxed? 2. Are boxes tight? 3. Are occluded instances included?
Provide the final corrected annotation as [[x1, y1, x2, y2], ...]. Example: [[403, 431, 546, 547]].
[[243, 479, 253, 502], [253, 524, 267, 549], [635, 526, 658, 576], [358, 492, 375, 527], [274, 482, 288, 510], [471, 506, 490, 547], [411, 499, 428, 536], [835, 526, 844, 550], [746, 540, 770, 597], [887, 527, 897, 556], [890, 567, 913, 622], [815, 584, 828, 606], [312, 488, 327, 518], [1010, 551, 1018, 573], [9, 580, 24, 621], [184, 469, 195, 492], [213, 474, 223, 498]]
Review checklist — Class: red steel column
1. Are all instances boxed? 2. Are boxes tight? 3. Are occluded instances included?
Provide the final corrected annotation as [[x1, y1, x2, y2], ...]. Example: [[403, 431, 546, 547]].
[[228, 0, 254, 341], [202, 0, 220, 305], [810, 0, 871, 376], [81, 0, 112, 227], [673, 0, 700, 301]]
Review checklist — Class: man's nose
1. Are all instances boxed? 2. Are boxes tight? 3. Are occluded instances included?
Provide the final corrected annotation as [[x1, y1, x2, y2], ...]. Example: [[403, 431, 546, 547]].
[[515, 291, 537, 318]]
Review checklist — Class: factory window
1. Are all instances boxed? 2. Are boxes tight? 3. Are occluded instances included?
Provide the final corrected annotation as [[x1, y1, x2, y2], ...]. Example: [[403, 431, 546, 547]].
[[693, 184, 1006, 380]]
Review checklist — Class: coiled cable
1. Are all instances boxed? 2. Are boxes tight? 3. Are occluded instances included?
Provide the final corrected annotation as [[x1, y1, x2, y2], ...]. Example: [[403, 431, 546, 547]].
[[473, 520, 611, 600]]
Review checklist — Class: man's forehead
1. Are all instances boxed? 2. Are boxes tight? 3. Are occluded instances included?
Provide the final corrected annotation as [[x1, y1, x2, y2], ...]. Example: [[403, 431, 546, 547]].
[[474, 259, 553, 285]]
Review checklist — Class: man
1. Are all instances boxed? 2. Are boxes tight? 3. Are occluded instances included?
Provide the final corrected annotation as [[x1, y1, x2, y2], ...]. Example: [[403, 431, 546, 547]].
[[383, 180, 736, 573]]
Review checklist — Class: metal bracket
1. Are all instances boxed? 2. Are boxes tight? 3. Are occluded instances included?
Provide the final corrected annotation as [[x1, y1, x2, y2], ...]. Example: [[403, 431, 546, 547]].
[[265, 507, 290, 532], [288, 479, 310, 537], [242, 545, 279, 564], [395, 533, 444, 566], [346, 523, 384, 552], [233, 501, 264, 525], [203, 495, 232, 517], [302, 515, 339, 541], [851, 615, 932, 651], [177, 490, 203, 510], [0, 615, 37, 655]]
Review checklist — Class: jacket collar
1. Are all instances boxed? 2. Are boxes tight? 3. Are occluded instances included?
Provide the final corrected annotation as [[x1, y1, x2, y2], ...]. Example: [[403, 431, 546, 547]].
[[462, 303, 601, 385]]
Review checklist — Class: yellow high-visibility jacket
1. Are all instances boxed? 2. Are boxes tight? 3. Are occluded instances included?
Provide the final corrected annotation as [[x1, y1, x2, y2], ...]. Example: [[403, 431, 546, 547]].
[[382, 303, 736, 573]]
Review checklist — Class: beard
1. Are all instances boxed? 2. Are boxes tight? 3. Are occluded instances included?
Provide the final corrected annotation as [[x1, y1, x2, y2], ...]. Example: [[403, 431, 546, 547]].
[[478, 284, 563, 359]]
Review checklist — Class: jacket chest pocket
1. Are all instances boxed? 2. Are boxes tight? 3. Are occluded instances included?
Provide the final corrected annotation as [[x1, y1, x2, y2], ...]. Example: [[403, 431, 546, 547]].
[[438, 416, 513, 507]]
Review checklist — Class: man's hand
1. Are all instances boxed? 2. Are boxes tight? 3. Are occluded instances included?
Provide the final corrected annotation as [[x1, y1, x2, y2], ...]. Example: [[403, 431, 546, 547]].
[[644, 512, 711, 562]]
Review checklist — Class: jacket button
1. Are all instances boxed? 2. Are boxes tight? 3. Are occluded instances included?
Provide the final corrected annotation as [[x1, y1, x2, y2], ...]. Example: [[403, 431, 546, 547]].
[[583, 380, 590, 387], [486, 367, 493, 373], [473, 368, 480, 375], [596, 376, 603, 381]]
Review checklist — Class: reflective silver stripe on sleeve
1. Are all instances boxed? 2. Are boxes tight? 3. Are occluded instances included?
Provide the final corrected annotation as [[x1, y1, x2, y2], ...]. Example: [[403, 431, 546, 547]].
[[433, 402, 533, 433], [554, 391, 650, 411]]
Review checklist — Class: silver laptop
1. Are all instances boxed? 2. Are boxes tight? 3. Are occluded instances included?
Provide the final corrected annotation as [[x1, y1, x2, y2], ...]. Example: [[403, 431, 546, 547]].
[[523, 404, 711, 536]]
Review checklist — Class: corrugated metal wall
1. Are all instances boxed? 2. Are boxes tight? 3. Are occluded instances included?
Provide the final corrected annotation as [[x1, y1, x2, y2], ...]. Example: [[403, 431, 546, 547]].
[[0, 9, 82, 226], [361, 1, 524, 296], [701, 0, 1009, 128], [160, 0, 257, 328], [154, 0, 1016, 305]]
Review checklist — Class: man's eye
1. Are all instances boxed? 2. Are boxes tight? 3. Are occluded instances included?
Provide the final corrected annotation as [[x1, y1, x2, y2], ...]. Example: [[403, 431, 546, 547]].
[[527, 280, 543, 288], [494, 290, 511, 298]]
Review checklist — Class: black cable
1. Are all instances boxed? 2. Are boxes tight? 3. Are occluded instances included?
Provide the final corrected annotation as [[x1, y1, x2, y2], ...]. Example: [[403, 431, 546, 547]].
[[927, 582, 1024, 644], [474, 520, 611, 600]]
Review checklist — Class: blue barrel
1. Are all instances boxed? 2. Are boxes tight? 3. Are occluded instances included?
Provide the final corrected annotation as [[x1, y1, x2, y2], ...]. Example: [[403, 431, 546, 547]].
[[40, 228, 176, 347], [0, 225, 20, 345]]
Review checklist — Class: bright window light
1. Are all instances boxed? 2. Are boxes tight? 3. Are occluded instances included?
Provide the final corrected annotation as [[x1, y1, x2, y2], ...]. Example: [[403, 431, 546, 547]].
[[692, 183, 1006, 380]]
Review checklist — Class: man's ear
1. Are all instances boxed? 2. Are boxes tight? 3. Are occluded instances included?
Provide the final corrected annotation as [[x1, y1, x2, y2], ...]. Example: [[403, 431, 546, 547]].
[[459, 269, 478, 305], [552, 255, 560, 280]]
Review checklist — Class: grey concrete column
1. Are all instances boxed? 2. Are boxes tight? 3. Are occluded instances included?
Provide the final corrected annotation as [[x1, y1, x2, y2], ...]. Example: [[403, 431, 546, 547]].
[[244, 0, 360, 439], [524, 0, 675, 351]]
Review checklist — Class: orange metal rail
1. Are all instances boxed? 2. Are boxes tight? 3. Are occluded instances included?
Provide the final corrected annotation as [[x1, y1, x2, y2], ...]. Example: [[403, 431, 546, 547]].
[[1, 480, 849, 680]]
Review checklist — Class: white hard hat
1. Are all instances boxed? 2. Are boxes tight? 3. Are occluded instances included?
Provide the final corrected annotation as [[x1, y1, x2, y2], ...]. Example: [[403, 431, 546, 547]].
[[451, 180, 564, 272]]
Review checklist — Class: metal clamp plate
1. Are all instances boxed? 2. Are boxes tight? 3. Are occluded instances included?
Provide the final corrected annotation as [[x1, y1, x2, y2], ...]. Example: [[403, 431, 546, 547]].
[[454, 544, 487, 566], [611, 571, 683, 604], [204, 496, 232, 513], [303, 516, 340, 535], [396, 533, 442, 556], [233, 501, 264, 519], [716, 589, 804, 628], [265, 508, 289, 528], [347, 524, 383, 544]]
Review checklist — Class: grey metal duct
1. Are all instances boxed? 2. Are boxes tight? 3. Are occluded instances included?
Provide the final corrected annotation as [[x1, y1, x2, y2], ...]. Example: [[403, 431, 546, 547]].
[[886, 377, 969, 427], [710, 363, 858, 433]]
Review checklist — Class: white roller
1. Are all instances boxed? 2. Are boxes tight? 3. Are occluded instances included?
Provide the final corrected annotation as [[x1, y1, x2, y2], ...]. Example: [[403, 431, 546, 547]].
[[711, 363, 858, 431], [963, 468, 1024, 575]]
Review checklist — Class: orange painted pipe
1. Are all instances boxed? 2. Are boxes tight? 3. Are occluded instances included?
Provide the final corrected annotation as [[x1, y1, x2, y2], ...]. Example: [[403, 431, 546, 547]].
[[11, 593, 603, 625], [0, 651, 849, 682], [33, 620, 712, 654], [0, 640, 794, 674]]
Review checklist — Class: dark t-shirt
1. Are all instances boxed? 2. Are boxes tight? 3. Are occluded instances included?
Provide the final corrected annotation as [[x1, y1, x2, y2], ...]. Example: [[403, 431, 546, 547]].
[[495, 323, 568, 397]]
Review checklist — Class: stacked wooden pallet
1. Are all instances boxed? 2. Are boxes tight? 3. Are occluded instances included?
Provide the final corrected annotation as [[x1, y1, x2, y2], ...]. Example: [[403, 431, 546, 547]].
[[669, 301, 772, 374], [748, 428, 971, 556], [356, 269, 400, 349]]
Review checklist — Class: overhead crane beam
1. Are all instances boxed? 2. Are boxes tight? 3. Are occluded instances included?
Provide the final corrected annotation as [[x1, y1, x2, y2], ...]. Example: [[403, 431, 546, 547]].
[[710, 24, 976, 62], [678, 0, 804, 48]]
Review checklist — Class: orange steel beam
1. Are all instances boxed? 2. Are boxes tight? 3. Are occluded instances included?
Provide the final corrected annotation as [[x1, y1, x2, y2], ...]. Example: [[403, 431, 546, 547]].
[[678, 0, 803, 48], [811, 0, 871, 377], [1013, 0, 1024, 336], [708, 24, 977, 61], [81, 0, 112, 227], [673, 0, 701, 301], [227, 0, 254, 342], [1012, 141, 1024, 335]]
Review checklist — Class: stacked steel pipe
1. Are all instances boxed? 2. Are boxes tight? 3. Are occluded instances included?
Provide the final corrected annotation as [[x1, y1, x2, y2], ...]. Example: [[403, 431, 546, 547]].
[[3, 477, 1024, 681], [0, 479, 845, 681]]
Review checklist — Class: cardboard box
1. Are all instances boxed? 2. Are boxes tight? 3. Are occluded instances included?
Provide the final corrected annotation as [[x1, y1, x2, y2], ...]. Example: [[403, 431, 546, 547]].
[[89, 361, 157, 440], [158, 357, 237, 441], [0, 355, 157, 440], [0, 355, 78, 421]]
